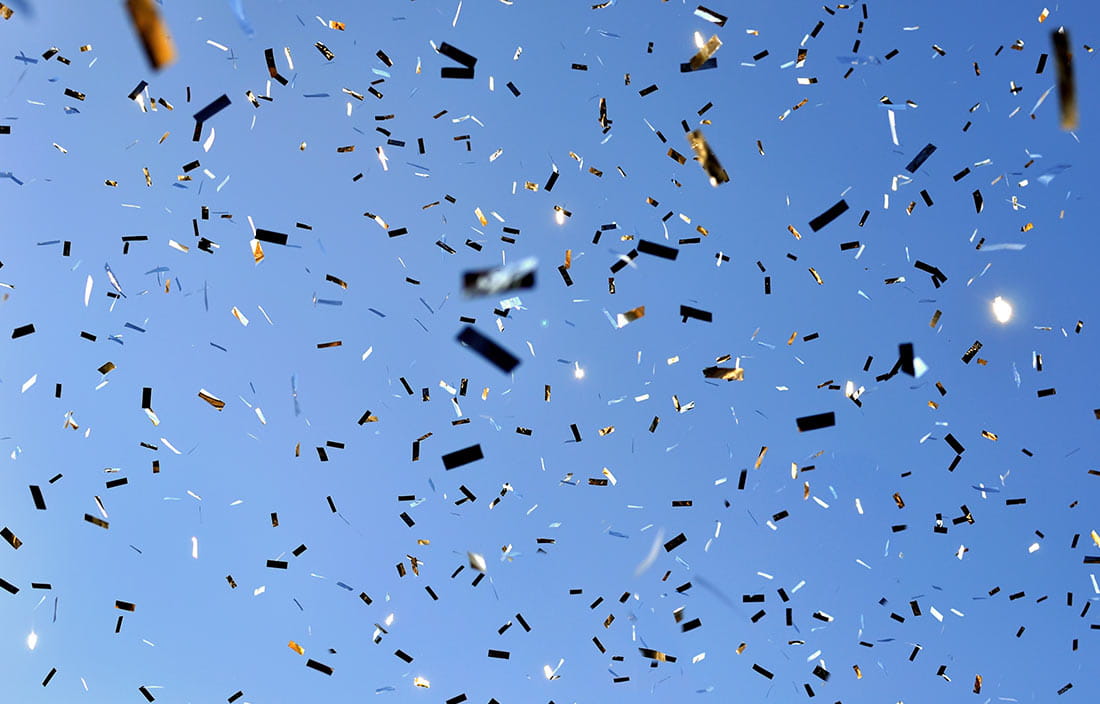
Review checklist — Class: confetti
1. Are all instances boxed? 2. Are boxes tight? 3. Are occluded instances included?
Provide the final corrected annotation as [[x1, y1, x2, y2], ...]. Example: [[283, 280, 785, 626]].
[[456, 326, 520, 373], [125, 0, 176, 69], [0, 5, 1095, 704], [1051, 29, 1078, 129]]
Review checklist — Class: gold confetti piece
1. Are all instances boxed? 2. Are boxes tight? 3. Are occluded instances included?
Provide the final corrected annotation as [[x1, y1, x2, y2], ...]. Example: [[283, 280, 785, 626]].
[[787, 225, 802, 240], [126, 0, 177, 69], [0, 3, 12, 19], [686, 130, 729, 186], [616, 305, 645, 328], [854, 665, 863, 679], [288, 640, 305, 655], [688, 34, 723, 70], [250, 239, 264, 263], [808, 267, 824, 285], [702, 366, 744, 381], [413, 676, 431, 688], [329, 19, 346, 30], [198, 389, 226, 410]]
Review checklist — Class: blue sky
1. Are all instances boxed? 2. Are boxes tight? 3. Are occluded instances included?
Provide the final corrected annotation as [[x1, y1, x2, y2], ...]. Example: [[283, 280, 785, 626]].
[[2, 0, 1099, 702]]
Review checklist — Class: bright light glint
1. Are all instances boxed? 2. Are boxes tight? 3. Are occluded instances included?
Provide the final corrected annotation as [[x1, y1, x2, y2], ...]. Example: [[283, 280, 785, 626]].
[[27, 631, 38, 650], [573, 362, 585, 379], [992, 296, 1013, 323]]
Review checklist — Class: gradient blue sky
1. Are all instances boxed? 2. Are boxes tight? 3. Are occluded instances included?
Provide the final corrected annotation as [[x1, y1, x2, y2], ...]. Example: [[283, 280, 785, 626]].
[[2, 1, 1099, 702]]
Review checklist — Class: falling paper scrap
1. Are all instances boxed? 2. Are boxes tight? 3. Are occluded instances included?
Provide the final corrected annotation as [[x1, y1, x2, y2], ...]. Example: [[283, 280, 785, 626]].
[[796, 412, 836, 432], [126, 0, 176, 69], [456, 326, 520, 373], [438, 42, 477, 79], [462, 258, 536, 297], [685, 34, 722, 71], [808, 199, 849, 232], [702, 365, 744, 381], [1051, 29, 1078, 130], [615, 306, 645, 328], [441, 444, 484, 470], [687, 130, 729, 186]]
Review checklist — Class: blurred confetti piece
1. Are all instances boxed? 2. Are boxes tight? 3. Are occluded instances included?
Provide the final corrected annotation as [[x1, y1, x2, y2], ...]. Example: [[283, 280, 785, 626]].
[[467, 551, 487, 573], [687, 130, 729, 186], [1052, 29, 1078, 129], [126, 0, 177, 69]]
